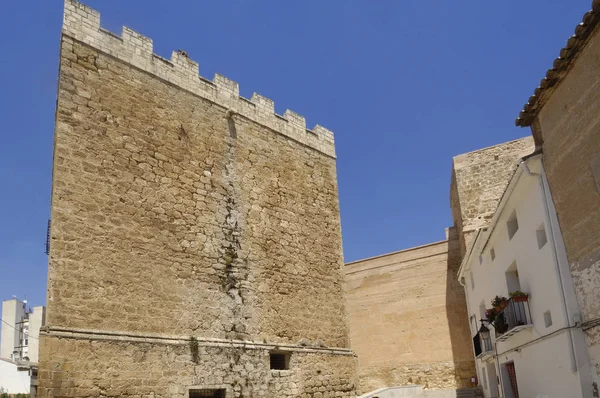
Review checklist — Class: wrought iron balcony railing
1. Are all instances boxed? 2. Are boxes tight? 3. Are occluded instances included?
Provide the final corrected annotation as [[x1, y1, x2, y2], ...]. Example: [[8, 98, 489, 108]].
[[494, 296, 533, 341]]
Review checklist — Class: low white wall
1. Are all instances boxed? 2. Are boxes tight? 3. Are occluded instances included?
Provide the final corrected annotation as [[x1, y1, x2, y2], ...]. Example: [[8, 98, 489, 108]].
[[359, 385, 424, 398], [0, 359, 30, 394]]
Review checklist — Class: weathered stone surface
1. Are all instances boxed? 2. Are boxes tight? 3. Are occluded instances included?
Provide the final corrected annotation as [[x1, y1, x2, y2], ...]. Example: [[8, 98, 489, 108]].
[[39, 335, 357, 398], [344, 232, 475, 393], [40, 2, 356, 395], [449, 137, 535, 256], [535, 23, 600, 390]]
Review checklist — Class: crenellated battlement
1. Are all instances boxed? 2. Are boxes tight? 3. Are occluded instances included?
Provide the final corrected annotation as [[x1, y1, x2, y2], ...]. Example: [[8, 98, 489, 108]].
[[62, 0, 336, 157]]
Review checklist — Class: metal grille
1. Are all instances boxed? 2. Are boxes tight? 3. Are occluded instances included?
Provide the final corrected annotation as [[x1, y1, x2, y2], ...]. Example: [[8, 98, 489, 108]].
[[270, 352, 289, 370], [189, 389, 226, 398], [45, 219, 51, 255]]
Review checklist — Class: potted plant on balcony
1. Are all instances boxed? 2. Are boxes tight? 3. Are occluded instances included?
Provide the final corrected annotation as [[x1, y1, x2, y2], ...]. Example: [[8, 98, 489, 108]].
[[485, 308, 497, 323], [492, 295, 508, 312], [494, 312, 509, 334], [509, 290, 529, 303]]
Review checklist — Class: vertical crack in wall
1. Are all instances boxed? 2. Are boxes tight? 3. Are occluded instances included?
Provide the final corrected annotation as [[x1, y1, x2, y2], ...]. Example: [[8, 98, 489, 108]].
[[221, 110, 248, 345]]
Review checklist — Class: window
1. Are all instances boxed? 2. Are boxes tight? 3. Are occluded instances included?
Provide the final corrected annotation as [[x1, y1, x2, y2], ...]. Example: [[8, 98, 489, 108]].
[[189, 389, 226, 398], [544, 311, 553, 328], [505, 262, 521, 294], [479, 254, 483, 265], [507, 211, 519, 240], [490, 248, 496, 261], [270, 351, 290, 370], [479, 301, 486, 322], [469, 272, 475, 290], [536, 224, 548, 249]]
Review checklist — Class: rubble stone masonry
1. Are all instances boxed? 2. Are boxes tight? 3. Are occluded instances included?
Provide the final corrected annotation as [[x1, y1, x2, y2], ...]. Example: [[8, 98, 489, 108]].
[[39, 1, 357, 396], [344, 232, 474, 393], [534, 22, 600, 391]]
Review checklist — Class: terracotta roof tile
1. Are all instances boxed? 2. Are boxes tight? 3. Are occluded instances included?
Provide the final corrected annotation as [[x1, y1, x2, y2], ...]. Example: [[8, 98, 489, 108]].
[[516, 0, 600, 127]]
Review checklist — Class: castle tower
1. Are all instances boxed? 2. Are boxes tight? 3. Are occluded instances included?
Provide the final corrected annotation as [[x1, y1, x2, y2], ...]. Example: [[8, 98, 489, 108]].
[[38, 1, 357, 396]]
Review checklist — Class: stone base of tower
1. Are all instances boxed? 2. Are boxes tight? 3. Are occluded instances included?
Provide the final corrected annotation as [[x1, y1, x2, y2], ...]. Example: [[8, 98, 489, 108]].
[[38, 329, 358, 398]]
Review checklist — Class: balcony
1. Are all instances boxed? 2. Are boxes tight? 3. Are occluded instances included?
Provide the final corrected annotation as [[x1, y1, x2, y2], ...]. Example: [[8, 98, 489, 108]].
[[494, 296, 533, 342]]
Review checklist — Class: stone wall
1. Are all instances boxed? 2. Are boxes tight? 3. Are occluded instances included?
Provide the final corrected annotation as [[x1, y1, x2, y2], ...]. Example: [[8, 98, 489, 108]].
[[535, 22, 600, 391], [40, 1, 356, 396], [39, 332, 357, 398], [344, 233, 475, 394], [449, 137, 535, 256]]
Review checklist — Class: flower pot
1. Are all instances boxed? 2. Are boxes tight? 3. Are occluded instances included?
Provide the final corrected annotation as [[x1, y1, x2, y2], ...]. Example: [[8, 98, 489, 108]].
[[512, 295, 529, 303], [494, 300, 509, 312]]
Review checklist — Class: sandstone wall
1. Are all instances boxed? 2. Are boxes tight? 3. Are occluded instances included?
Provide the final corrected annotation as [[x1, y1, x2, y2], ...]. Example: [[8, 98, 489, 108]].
[[41, 1, 356, 396], [535, 23, 600, 388], [450, 137, 535, 256], [39, 333, 357, 398], [344, 234, 474, 393]]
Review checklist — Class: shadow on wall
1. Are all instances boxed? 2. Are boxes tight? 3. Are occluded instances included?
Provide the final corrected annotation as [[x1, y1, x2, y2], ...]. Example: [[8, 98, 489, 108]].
[[445, 227, 476, 389]]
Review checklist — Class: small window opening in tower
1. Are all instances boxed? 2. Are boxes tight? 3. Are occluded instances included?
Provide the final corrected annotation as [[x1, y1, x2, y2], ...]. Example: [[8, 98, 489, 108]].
[[270, 351, 290, 370], [189, 389, 226, 398]]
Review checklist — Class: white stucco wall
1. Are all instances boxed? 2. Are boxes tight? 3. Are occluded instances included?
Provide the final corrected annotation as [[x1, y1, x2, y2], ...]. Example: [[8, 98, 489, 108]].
[[1, 299, 26, 360], [0, 359, 30, 394], [459, 157, 591, 398], [28, 306, 45, 363]]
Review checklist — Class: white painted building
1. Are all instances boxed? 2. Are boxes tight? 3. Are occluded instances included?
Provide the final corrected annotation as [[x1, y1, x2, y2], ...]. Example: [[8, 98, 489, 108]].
[[1, 298, 45, 363], [0, 298, 45, 397], [0, 358, 32, 395], [458, 154, 593, 398]]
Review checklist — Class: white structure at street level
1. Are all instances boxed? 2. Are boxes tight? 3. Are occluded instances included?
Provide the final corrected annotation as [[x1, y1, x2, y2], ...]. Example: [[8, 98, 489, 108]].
[[0, 298, 46, 395], [458, 153, 593, 398]]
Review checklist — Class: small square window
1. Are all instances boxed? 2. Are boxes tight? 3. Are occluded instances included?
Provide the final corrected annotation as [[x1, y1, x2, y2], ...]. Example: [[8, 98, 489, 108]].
[[189, 389, 226, 398], [490, 248, 496, 261], [270, 351, 290, 370], [507, 211, 519, 240], [544, 311, 553, 328], [537, 224, 548, 249]]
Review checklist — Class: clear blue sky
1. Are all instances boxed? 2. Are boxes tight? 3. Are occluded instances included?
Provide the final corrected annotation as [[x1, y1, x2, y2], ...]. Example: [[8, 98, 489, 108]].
[[0, 0, 591, 311]]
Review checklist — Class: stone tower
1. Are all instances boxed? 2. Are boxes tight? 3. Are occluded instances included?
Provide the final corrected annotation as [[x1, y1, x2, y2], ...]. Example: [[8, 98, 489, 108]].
[[38, 1, 357, 397]]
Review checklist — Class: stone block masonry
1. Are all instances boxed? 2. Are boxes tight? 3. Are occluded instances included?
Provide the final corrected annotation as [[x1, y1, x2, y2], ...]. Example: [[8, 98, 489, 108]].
[[39, 1, 357, 396], [344, 232, 475, 394], [450, 137, 535, 257], [62, 0, 335, 158]]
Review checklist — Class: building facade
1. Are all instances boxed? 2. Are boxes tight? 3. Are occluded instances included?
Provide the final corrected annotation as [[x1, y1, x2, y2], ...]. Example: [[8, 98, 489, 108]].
[[344, 138, 536, 394], [516, 2, 600, 394], [0, 298, 45, 396], [0, 358, 33, 395], [1, 298, 45, 363], [39, 1, 357, 397], [458, 154, 592, 398], [344, 232, 475, 393]]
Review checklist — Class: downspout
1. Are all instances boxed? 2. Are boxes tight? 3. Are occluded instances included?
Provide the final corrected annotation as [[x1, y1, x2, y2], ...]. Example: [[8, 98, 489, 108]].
[[524, 159, 578, 373]]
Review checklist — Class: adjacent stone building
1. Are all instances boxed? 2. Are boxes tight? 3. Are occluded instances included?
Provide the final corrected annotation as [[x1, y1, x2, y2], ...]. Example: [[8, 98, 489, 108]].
[[516, 1, 600, 394], [450, 137, 535, 258], [345, 137, 536, 393], [39, 1, 357, 397], [345, 230, 474, 392]]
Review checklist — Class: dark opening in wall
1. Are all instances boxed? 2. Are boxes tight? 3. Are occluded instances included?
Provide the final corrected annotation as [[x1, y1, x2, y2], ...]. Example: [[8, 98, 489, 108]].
[[270, 351, 290, 370], [189, 389, 226, 398]]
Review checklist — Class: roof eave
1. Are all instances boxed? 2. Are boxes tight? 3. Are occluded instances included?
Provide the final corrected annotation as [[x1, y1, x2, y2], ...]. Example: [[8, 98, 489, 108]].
[[515, 2, 600, 127]]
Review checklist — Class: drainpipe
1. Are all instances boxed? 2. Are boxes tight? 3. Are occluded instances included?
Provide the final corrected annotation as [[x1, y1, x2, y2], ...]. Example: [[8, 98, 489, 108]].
[[524, 158, 578, 374]]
